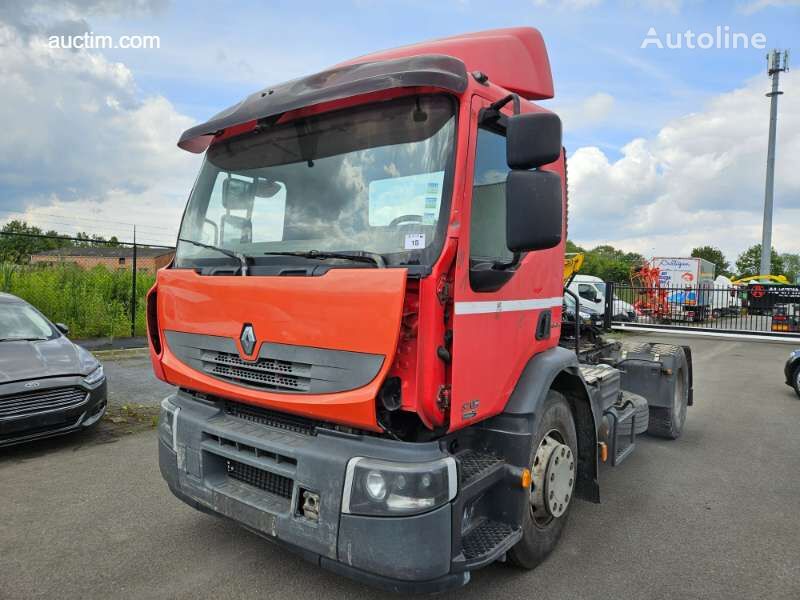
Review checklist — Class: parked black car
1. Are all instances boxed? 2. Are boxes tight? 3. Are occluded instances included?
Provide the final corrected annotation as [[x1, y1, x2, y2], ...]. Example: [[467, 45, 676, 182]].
[[0, 293, 107, 447], [786, 349, 800, 398]]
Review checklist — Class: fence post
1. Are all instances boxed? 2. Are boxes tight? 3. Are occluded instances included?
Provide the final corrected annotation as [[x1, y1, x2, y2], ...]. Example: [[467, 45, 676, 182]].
[[604, 281, 613, 330], [131, 228, 137, 337]]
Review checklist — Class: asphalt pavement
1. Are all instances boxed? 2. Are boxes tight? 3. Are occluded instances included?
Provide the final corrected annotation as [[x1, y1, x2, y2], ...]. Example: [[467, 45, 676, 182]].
[[1, 334, 799, 599]]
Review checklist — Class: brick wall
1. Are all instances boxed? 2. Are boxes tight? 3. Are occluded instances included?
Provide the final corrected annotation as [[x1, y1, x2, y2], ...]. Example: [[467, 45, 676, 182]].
[[29, 252, 174, 273]]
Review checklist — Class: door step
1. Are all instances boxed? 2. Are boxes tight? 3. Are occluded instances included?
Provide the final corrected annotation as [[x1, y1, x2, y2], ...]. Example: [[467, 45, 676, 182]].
[[461, 519, 522, 567], [458, 450, 504, 486]]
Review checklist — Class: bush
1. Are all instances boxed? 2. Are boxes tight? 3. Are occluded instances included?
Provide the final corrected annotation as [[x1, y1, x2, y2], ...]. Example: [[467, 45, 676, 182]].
[[1, 263, 155, 339]]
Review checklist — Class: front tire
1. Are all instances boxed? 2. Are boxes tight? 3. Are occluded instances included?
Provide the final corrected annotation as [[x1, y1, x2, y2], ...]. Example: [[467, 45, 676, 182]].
[[508, 390, 577, 570], [792, 364, 800, 398]]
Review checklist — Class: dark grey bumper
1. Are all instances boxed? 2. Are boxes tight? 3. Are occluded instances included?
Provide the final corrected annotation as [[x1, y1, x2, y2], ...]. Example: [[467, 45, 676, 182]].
[[158, 390, 468, 592], [0, 376, 107, 447]]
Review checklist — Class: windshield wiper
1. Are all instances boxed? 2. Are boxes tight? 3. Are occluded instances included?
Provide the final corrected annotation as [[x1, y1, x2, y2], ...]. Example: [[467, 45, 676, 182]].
[[262, 250, 386, 268], [178, 238, 251, 276], [0, 337, 47, 342]]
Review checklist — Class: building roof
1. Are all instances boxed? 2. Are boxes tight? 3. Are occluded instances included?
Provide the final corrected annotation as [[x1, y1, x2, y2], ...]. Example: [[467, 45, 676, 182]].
[[31, 247, 174, 259]]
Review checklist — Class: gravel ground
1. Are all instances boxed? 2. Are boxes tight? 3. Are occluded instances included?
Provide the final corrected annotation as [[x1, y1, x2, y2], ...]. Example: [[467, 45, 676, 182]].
[[1, 334, 799, 599], [101, 354, 175, 408]]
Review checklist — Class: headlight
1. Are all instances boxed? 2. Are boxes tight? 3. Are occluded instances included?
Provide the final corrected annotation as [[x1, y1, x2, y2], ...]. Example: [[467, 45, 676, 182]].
[[159, 396, 180, 450], [342, 456, 457, 516], [83, 364, 105, 385]]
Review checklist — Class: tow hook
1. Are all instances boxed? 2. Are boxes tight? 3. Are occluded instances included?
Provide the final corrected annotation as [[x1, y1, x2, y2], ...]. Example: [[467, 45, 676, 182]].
[[301, 490, 320, 522]]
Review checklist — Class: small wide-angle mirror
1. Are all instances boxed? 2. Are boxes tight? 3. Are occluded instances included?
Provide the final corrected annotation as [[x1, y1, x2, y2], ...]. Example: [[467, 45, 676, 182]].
[[222, 176, 254, 211]]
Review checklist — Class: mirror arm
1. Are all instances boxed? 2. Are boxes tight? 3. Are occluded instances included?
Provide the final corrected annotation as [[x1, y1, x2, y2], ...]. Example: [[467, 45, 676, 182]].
[[489, 93, 521, 115], [480, 93, 522, 126]]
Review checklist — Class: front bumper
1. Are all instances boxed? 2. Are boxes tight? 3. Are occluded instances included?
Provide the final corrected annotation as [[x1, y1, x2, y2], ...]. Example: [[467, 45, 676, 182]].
[[158, 390, 473, 592], [0, 376, 107, 447]]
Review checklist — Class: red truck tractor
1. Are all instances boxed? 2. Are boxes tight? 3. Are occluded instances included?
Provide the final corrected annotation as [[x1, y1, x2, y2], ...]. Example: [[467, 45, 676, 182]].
[[148, 28, 693, 592]]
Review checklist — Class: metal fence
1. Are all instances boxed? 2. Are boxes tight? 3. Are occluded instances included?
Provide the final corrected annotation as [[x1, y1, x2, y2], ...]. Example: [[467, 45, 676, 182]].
[[0, 232, 174, 340], [605, 282, 800, 337]]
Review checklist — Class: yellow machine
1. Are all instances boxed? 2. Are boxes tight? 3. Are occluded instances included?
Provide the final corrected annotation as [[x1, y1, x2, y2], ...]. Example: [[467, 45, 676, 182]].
[[730, 274, 790, 285], [563, 253, 585, 285]]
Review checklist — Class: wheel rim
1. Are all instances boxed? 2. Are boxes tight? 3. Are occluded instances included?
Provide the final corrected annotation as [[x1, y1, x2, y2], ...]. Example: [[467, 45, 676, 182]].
[[795, 367, 800, 390], [530, 429, 575, 526]]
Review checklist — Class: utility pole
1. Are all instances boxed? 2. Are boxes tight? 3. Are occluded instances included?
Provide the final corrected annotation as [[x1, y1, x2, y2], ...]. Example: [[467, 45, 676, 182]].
[[759, 48, 789, 277]]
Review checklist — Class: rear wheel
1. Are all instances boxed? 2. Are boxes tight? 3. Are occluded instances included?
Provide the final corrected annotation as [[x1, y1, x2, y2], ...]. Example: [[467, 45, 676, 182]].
[[508, 390, 577, 569], [647, 347, 689, 439], [792, 364, 800, 398]]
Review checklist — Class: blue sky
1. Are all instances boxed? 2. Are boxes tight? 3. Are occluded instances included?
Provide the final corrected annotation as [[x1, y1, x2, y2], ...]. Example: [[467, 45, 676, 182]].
[[1, 0, 798, 258], [90, 0, 798, 156]]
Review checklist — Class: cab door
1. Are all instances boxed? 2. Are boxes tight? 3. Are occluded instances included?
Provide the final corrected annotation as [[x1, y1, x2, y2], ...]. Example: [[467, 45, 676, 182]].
[[448, 96, 565, 431]]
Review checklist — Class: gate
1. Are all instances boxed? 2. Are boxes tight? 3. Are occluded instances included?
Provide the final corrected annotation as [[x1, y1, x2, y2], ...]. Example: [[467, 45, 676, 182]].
[[604, 281, 800, 340]]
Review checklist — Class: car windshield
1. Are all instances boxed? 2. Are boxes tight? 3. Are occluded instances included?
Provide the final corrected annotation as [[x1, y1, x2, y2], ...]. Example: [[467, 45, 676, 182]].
[[175, 94, 456, 271], [0, 302, 57, 341], [594, 282, 606, 296]]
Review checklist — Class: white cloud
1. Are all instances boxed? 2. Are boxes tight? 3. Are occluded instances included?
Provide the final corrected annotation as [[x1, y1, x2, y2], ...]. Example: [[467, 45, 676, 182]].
[[0, 14, 198, 243], [554, 92, 615, 130], [567, 72, 800, 260], [531, 0, 603, 9], [738, 0, 800, 14]]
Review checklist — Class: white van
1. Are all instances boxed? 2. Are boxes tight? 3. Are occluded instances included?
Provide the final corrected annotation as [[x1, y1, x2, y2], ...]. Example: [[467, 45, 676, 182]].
[[567, 275, 637, 321]]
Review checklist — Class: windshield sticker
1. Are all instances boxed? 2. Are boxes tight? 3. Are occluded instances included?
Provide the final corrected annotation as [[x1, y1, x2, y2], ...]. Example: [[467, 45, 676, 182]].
[[404, 233, 426, 250]]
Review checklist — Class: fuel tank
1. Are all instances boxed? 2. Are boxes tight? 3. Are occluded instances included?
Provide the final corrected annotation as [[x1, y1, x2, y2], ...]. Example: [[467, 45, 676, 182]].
[[152, 268, 407, 430]]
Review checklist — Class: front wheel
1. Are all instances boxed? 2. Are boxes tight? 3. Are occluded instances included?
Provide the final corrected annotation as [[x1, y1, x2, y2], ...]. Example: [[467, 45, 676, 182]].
[[792, 364, 800, 398], [508, 390, 577, 569]]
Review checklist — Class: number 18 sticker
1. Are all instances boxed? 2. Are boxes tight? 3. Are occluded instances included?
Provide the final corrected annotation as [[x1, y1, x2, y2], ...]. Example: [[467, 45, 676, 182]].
[[404, 233, 425, 250]]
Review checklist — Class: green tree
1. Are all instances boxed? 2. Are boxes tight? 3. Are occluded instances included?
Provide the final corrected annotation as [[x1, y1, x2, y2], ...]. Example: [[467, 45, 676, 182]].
[[780, 253, 800, 283], [690, 246, 730, 277], [580, 244, 644, 283], [0, 221, 75, 264], [735, 244, 783, 278]]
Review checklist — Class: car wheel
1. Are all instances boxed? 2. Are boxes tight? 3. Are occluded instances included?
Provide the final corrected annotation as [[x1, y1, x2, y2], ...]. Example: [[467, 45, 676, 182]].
[[508, 390, 577, 570], [793, 364, 800, 399]]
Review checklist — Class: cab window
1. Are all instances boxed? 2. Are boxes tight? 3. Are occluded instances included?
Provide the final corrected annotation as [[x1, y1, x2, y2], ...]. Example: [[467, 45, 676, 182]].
[[470, 128, 513, 264]]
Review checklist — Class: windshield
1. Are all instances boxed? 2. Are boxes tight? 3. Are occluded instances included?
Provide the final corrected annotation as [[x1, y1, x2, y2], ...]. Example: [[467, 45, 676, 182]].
[[0, 302, 57, 341], [594, 282, 606, 296], [175, 95, 456, 272]]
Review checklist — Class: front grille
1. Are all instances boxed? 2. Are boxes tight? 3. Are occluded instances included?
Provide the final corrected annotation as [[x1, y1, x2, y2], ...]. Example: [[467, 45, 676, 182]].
[[201, 351, 311, 392], [224, 401, 319, 435], [0, 387, 88, 420], [225, 457, 294, 499]]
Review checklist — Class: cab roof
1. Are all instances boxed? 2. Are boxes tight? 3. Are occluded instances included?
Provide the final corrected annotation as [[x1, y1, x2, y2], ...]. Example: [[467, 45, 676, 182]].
[[178, 27, 553, 154]]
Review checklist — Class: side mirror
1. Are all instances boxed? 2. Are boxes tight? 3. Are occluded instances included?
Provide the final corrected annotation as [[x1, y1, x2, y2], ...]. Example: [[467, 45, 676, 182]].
[[506, 112, 562, 169], [506, 170, 562, 253], [55, 323, 69, 335]]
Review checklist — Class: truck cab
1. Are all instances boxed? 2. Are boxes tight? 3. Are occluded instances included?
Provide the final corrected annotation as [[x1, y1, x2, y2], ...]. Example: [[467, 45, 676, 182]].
[[149, 28, 692, 592]]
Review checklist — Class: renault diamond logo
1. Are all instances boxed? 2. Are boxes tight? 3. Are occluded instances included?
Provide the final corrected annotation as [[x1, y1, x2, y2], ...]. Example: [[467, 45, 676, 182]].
[[240, 324, 257, 356]]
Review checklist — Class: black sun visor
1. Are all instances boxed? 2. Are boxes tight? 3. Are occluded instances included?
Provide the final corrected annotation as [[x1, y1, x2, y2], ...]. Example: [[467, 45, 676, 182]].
[[178, 54, 468, 154]]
